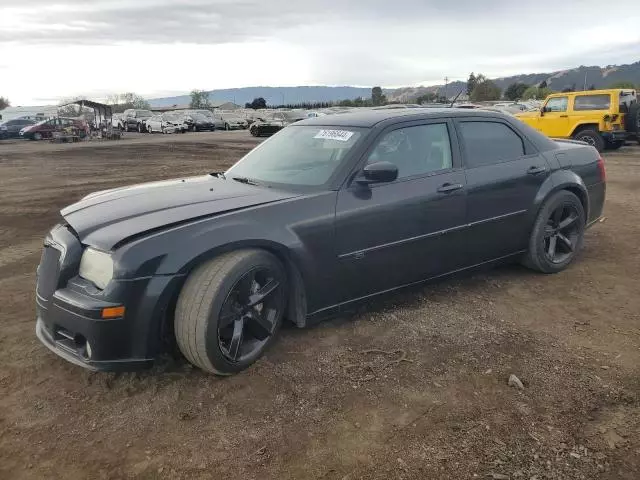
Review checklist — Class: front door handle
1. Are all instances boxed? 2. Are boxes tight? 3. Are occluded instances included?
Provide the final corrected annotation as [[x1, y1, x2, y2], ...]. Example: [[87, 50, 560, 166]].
[[437, 183, 463, 193], [527, 166, 548, 175], [559, 115, 568, 118]]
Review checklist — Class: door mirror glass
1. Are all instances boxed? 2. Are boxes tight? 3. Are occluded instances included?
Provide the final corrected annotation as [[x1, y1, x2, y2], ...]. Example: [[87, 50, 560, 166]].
[[358, 161, 398, 184]]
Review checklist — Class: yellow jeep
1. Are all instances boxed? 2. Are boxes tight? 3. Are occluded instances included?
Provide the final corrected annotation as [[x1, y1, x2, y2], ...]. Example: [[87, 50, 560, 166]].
[[516, 89, 637, 152]]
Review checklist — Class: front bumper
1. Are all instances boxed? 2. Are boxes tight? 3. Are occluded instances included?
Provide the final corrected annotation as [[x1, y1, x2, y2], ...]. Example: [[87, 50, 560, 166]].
[[35, 225, 183, 371]]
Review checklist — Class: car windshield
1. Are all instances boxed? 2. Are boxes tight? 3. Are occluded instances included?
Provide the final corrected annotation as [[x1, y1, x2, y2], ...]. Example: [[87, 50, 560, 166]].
[[225, 125, 365, 188]]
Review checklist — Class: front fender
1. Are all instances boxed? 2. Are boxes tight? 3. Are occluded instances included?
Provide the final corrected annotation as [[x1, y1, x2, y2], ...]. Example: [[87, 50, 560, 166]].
[[532, 169, 589, 221], [112, 192, 338, 315]]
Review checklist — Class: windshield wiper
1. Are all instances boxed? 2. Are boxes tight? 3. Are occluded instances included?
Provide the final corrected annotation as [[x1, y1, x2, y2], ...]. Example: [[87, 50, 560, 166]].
[[232, 176, 259, 185]]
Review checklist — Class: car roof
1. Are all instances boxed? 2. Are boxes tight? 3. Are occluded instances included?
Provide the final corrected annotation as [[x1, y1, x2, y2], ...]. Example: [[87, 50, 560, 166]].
[[296, 107, 512, 128]]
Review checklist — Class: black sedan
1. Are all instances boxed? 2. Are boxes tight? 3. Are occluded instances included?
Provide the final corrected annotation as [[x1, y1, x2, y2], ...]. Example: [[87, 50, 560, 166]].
[[249, 110, 306, 137], [0, 118, 36, 139], [35, 109, 606, 375]]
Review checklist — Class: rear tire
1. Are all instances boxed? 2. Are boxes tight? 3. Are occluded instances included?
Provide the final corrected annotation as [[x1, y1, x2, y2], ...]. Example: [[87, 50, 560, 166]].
[[174, 249, 287, 375], [572, 128, 604, 152], [523, 190, 585, 274]]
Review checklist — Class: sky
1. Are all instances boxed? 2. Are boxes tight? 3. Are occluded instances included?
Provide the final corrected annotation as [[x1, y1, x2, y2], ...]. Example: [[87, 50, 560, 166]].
[[1, 0, 639, 105]]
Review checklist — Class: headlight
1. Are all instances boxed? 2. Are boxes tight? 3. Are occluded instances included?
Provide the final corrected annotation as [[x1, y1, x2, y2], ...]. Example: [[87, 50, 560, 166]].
[[79, 248, 113, 289]]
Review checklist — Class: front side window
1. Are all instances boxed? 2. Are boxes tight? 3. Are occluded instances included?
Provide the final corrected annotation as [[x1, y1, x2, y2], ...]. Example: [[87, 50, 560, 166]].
[[544, 97, 568, 112], [366, 123, 453, 179], [226, 125, 365, 187], [573, 94, 611, 111], [459, 121, 525, 168]]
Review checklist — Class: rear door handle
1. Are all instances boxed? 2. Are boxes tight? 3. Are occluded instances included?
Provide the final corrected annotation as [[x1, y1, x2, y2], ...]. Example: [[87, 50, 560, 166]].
[[527, 166, 547, 175], [437, 183, 463, 193]]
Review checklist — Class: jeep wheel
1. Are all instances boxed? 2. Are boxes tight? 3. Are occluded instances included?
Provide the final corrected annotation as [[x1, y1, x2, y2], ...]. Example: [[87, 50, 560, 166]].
[[573, 128, 604, 152], [523, 190, 585, 274], [174, 249, 286, 375]]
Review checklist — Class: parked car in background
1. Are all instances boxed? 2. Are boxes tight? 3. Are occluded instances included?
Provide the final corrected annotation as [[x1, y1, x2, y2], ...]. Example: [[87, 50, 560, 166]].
[[144, 115, 164, 134], [213, 112, 247, 130], [111, 113, 124, 129], [122, 109, 153, 132], [34, 108, 606, 375], [0, 118, 36, 139], [20, 117, 85, 140], [161, 113, 188, 134], [249, 110, 306, 137], [174, 111, 215, 132], [516, 89, 635, 151]]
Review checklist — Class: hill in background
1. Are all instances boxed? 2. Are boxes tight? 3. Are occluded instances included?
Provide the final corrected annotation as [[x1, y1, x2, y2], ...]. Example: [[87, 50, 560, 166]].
[[148, 61, 640, 106]]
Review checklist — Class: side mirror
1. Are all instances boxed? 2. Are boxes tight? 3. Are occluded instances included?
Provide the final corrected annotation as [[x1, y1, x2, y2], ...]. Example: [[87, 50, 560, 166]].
[[540, 106, 547, 116], [357, 161, 398, 185]]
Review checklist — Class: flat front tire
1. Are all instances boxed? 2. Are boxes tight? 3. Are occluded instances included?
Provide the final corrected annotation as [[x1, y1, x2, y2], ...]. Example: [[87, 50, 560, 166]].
[[523, 190, 585, 274], [174, 249, 287, 375]]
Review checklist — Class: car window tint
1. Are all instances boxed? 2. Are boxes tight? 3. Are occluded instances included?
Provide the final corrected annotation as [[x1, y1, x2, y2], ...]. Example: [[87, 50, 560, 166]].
[[366, 123, 452, 179], [573, 94, 611, 111], [545, 97, 568, 112], [459, 121, 525, 168]]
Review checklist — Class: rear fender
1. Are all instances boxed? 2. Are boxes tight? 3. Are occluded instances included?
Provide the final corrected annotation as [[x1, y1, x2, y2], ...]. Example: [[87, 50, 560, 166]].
[[532, 169, 589, 224], [570, 122, 600, 136]]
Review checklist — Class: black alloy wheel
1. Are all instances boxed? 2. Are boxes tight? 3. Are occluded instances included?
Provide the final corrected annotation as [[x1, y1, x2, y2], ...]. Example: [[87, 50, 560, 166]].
[[523, 190, 585, 273], [543, 203, 581, 264], [174, 249, 287, 375], [217, 267, 282, 363], [572, 129, 604, 152]]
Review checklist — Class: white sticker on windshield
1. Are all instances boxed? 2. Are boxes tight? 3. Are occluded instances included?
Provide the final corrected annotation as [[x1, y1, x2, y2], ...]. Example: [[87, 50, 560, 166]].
[[314, 129, 354, 142]]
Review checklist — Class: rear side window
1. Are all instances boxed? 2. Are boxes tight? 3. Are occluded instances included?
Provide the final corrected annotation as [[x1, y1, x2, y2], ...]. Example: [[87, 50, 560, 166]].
[[573, 94, 611, 111], [459, 121, 525, 168]]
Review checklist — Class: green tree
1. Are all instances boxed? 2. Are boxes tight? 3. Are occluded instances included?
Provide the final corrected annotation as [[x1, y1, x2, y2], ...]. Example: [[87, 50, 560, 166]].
[[416, 92, 437, 104], [0, 96, 9, 110], [470, 79, 501, 101], [504, 82, 530, 101], [608, 81, 636, 89], [467, 73, 477, 96], [106, 93, 150, 113], [371, 86, 386, 106], [245, 97, 267, 109], [522, 86, 553, 100], [189, 89, 211, 109]]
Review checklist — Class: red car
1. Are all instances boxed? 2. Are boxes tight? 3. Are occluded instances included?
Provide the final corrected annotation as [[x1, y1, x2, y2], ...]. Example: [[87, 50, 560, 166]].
[[20, 117, 86, 140]]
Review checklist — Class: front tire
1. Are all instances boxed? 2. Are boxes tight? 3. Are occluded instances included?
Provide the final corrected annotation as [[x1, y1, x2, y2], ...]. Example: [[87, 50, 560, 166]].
[[605, 140, 624, 150], [174, 249, 287, 375], [572, 128, 604, 152], [523, 190, 585, 274]]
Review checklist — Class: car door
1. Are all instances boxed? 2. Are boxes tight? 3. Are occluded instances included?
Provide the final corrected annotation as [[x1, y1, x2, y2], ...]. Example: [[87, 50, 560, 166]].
[[539, 96, 571, 137], [455, 117, 551, 264], [335, 120, 467, 301]]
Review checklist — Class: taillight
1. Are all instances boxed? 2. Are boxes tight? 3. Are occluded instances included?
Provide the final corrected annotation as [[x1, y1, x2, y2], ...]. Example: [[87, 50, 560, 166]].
[[597, 155, 606, 182]]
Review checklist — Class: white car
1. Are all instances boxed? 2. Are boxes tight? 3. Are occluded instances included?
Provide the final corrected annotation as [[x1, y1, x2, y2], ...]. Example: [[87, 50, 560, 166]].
[[145, 115, 164, 133]]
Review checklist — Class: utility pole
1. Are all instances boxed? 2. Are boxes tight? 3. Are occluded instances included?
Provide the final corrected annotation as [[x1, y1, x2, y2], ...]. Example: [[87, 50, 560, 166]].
[[444, 76, 449, 101]]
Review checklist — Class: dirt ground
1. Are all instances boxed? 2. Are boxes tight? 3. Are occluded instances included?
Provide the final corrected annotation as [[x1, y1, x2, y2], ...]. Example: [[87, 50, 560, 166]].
[[0, 131, 639, 480]]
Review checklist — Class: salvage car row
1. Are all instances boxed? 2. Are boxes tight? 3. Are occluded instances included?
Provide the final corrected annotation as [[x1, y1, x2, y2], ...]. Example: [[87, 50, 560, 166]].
[[114, 109, 249, 133]]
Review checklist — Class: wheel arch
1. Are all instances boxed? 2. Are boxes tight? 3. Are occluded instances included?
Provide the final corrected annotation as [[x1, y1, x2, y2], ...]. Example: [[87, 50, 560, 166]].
[[570, 122, 599, 137], [164, 239, 309, 335], [532, 170, 589, 224]]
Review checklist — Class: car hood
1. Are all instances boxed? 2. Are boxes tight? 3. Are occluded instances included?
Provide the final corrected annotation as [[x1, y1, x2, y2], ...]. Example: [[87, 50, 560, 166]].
[[61, 175, 299, 250]]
